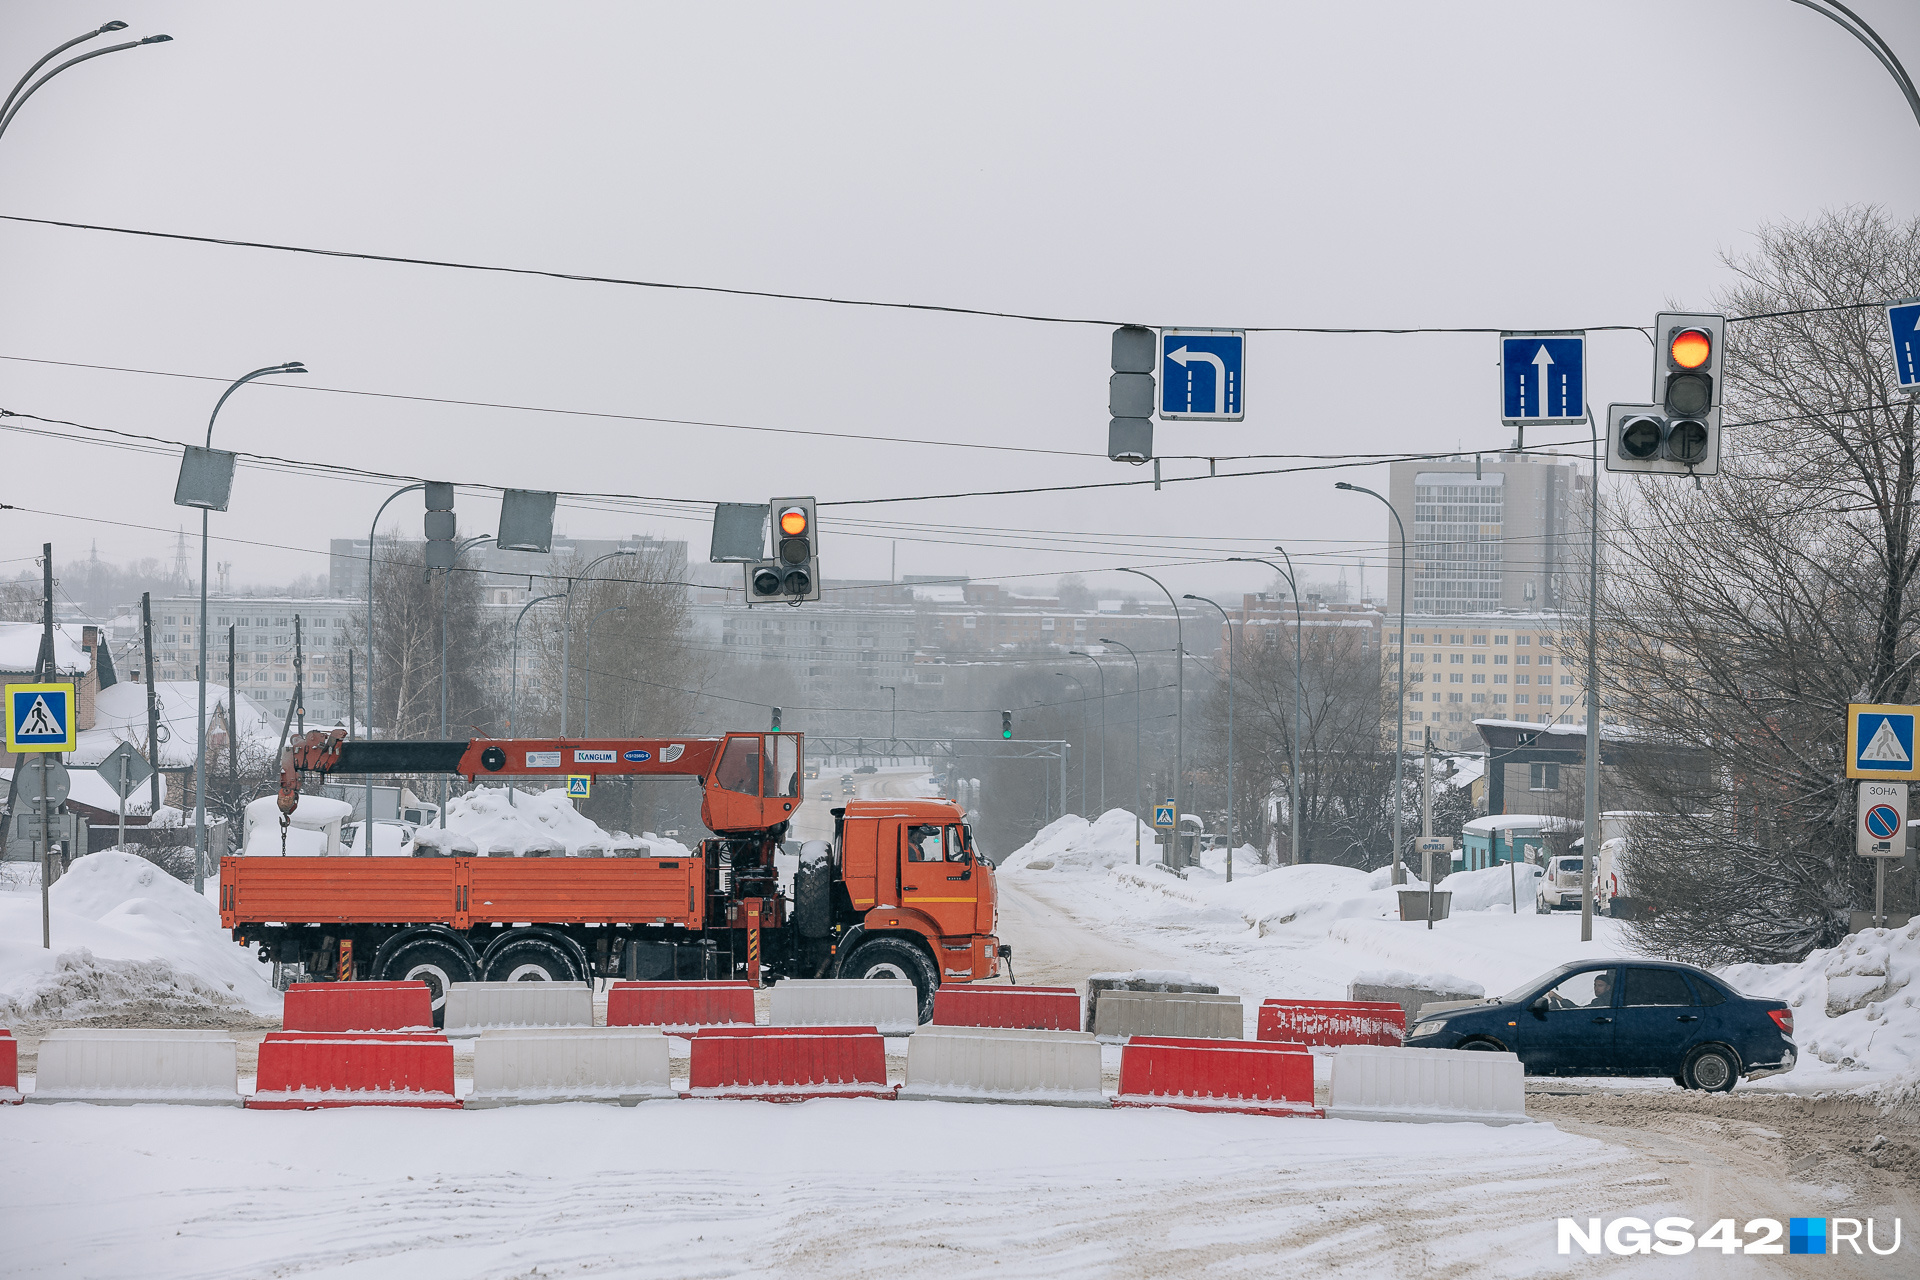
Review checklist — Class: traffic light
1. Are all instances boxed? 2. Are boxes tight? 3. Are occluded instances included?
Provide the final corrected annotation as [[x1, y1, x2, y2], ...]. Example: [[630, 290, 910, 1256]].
[[1001, 710, 1013, 739], [1109, 325, 1155, 462], [1607, 314, 1725, 477], [770, 706, 782, 731], [424, 481, 456, 568], [742, 496, 820, 602]]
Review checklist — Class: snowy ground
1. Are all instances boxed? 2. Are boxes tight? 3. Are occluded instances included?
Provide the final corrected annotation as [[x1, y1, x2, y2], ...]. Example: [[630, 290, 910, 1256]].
[[1, 1100, 1671, 1279]]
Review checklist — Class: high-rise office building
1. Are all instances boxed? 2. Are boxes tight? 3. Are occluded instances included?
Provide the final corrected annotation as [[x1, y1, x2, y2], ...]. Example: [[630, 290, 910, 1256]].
[[1385, 454, 1589, 615]]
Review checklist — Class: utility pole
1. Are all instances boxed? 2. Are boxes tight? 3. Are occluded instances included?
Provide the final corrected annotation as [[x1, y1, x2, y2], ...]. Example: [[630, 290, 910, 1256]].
[[294, 615, 305, 738], [347, 648, 355, 739], [1422, 727, 1435, 932], [141, 592, 161, 813], [227, 625, 238, 785], [38, 543, 55, 948]]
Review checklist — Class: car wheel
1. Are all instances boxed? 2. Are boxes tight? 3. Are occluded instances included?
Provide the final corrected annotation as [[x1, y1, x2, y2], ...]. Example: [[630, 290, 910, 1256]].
[[842, 936, 938, 1023], [1535, 897, 1550, 915], [1458, 1038, 1508, 1053], [1673, 1072, 1689, 1089], [482, 935, 582, 984], [1683, 1045, 1739, 1093], [376, 935, 478, 1028]]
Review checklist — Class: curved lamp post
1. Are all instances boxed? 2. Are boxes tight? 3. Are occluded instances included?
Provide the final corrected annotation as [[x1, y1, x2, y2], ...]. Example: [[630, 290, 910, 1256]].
[[1184, 595, 1235, 882], [1119, 568, 1183, 865], [582, 604, 628, 737], [1053, 671, 1087, 818], [189, 362, 304, 893], [363, 482, 425, 845], [0, 23, 171, 145], [561, 550, 636, 735], [1068, 650, 1106, 815], [1335, 481, 1409, 885], [1230, 553, 1306, 866], [509, 593, 564, 735], [1100, 637, 1144, 865]]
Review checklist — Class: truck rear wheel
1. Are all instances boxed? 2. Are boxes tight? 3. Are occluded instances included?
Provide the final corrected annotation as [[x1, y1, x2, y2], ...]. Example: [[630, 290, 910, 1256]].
[[482, 934, 582, 983], [843, 937, 937, 1024], [377, 934, 478, 1028]]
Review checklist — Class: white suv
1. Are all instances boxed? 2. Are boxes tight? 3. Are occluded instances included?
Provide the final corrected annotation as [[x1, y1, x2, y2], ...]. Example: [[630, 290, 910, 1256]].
[[1535, 855, 1586, 912]]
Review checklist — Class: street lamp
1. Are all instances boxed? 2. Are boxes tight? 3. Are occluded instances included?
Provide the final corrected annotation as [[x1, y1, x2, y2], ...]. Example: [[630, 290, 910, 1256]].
[[1230, 552, 1307, 867], [1100, 637, 1144, 865], [183, 362, 304, 893], [437, 534, 492, 828], [1053, 671, 1087, 818], [363, 482, 425, 845], [582, 604, 628, 737], [1336, 481, 1409, 885], [1120, 568, 1183, 866], [1068, 650, 1106, 815], [509, 593, 564, 736], [1183, 596, 1236, 883], [561, 550, 636, 736], [0, 23, 171, 145]]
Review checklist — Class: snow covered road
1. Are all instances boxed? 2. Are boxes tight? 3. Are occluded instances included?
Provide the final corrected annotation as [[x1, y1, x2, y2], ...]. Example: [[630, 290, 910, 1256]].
[[2, 1100, 1667, 1279]]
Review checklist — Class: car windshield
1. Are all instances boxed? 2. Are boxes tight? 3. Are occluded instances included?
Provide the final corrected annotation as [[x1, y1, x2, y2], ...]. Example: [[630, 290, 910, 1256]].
[[1500, 964, 1577, 1004]]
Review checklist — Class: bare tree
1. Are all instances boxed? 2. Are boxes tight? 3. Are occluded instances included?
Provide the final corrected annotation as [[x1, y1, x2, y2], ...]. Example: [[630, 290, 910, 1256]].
[[363, 535, 495, 740], [1596, 207, 1920, 963]]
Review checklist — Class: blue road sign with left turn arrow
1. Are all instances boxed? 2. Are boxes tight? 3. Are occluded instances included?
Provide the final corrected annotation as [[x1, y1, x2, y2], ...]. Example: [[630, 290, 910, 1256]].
[[1159, 330, 1245, 421], [1886, 301, 1920, 392], [1500, 332, 1586, 425]]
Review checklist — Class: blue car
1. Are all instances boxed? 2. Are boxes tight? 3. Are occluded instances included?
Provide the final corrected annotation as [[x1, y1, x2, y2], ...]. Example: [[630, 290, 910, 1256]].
[[1405, 960, 1795, 1092]]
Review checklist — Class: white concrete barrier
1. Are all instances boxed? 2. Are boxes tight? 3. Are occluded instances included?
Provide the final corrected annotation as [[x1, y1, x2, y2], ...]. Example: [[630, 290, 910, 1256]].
[[1326, 1044, 1528, 1125], [443, 982, 595, 1036], [30, 1029, 241, 1106], [1092, 990, 1242, 1042], [770, 978, 918, 1035], [466, 1027, 674, 1107], [899, 1026, 1106, 1107]]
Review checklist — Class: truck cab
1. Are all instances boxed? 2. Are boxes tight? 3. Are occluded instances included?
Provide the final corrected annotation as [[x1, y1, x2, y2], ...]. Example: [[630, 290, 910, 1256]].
[[833, 797, 1000, 1000]]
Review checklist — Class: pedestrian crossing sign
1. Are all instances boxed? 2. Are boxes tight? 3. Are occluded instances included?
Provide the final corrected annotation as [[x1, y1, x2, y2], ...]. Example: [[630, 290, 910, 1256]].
[[1153, 801, 1176, 830], [6, 682, 77, 753], [566, 775, 591, 799], [1848, 703, 1920, 780]]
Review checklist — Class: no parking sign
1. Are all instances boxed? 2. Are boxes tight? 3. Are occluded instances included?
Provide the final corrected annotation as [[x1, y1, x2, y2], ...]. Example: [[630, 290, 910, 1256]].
[[1857, 780, 1907, 857]]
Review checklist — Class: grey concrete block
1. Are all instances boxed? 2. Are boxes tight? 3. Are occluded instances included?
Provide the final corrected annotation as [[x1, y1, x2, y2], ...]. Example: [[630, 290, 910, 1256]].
[[1349, 982, 1483, 1026], [1092, 990, 1242, 1041], [1086, 976, 1219, 1032]]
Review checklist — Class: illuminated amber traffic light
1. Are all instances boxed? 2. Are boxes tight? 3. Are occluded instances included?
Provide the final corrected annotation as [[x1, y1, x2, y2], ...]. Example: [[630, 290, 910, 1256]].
[[1668, 328, 1712, 370], [779, 506, 809, 538]]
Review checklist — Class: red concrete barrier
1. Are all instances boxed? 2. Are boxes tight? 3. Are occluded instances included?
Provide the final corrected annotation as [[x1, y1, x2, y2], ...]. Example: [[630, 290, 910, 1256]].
[[248, 1031, 459, 1109], [0, 1029, 18, 1104], [931, 985, 1080, 1031], [1256, 1000, 1405, 1048], [608, 980, 755, 1031], [1114, 1035, 1321, 1117], [282, 981, 435, 1033], [686, 1024, 893, 1101]]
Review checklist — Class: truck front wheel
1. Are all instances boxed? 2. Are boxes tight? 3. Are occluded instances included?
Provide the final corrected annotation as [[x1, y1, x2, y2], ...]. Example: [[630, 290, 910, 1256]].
[[843, 937, 937, 1023]]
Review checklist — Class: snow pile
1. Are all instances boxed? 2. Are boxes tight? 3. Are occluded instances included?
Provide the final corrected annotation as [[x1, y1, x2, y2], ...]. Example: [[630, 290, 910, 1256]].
[[1441, 862, 1546, 913], [1353, 968, 1486, 998], [0, 851, 279, 1022], [411, 785, 691, 857], [999, 809, 1151, 871], [1719, 921, 1920, 1094]]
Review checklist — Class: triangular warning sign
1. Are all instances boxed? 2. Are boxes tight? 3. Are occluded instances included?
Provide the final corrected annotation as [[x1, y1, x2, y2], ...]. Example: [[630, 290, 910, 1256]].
[[15, 693, 64, 739], [1862, 717, 1911, 764]]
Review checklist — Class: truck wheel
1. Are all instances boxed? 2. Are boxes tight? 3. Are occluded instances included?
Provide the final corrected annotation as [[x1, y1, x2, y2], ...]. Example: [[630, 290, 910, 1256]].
[[793, 848, 833, 939], [843, 937, 937, 1023], [1682, 1045, 1739, 1093], [377, 935, 477, 1028], [482, 934, 581, 983]]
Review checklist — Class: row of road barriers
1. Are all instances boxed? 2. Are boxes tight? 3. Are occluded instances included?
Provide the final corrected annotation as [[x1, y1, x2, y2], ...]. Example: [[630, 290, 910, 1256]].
[[3, 988, 1523, 1123]]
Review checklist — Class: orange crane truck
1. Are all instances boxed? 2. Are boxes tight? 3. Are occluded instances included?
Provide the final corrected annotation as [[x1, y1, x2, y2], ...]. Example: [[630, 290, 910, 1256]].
[[220, 729, 1004, 1023]]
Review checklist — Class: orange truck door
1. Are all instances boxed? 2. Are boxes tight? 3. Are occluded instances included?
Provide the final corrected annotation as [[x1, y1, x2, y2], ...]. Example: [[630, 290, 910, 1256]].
[[897, 821, 979, 942]]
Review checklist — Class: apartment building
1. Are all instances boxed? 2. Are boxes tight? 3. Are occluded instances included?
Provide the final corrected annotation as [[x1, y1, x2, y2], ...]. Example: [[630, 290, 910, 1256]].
[[148, 596, 361, 727], [1389, 614, 1607, 751]]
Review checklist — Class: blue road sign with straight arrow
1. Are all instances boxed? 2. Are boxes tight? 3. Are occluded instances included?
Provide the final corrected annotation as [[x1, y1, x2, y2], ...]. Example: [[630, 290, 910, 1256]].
[[1887, 300, 1920, 393], [1500, 332, 1586, 425]]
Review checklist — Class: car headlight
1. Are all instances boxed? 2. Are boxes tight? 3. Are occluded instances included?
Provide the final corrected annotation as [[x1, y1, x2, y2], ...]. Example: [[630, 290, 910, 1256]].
[[1408, 1020, 1446, 1038]]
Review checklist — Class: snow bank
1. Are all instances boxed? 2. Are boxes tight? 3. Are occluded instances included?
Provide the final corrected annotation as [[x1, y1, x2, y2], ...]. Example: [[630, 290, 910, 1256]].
[[1352, 969, 1486, 998], [999, 809, 1154, 871], [1719, 920, 1920, 1094], [0, 852, 279, 1022], [412, 785, 659, 857]]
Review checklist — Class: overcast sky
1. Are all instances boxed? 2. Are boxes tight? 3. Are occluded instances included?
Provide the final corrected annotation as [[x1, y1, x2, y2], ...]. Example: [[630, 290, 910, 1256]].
[[3, 1, 1918, 609]]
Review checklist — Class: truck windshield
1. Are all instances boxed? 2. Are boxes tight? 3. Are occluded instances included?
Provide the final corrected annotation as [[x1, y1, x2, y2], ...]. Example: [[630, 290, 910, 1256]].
[[715, 736, 760, 795], [766, 733, 800, 798]]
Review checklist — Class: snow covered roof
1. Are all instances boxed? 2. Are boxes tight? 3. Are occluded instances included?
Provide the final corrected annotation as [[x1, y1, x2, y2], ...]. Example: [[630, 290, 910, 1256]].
[[1462, 813, 1580, 836], [908, 583, 967, 603], [70, 681, 277, 770], [0, 621, 92, 675]]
